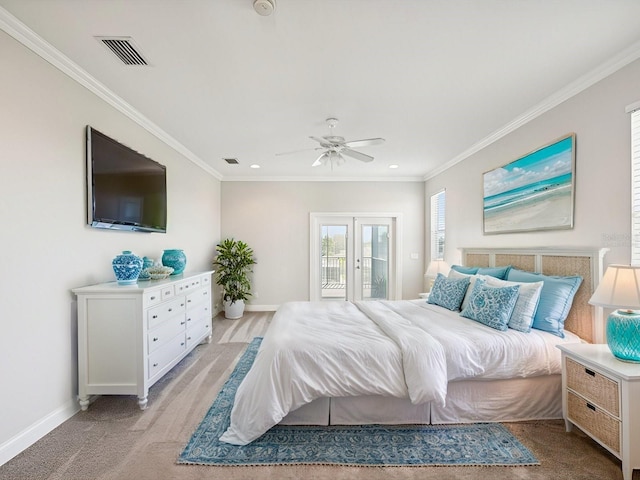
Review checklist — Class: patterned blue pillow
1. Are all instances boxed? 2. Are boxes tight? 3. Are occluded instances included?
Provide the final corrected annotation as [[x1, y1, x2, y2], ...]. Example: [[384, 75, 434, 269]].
[[427, 273, 470, 311], [460, 278, 520, 331]]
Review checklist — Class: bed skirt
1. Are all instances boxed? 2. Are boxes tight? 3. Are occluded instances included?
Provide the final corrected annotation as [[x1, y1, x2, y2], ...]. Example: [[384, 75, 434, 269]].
[[280, 374, 562, 426]]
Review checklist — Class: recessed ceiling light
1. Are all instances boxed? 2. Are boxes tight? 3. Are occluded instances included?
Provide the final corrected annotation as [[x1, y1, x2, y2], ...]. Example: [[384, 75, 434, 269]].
[[389, 164, 399, 169], [250, 164, 260, 169]]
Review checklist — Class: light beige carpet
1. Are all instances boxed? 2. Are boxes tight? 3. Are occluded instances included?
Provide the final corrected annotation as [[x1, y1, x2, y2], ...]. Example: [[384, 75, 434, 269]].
[[0, 312, 631, 480]]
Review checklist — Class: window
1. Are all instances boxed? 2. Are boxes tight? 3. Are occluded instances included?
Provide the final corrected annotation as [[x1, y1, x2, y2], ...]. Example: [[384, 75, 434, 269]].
[[430, 190, 446, 261], [630, 103, 640, 265]]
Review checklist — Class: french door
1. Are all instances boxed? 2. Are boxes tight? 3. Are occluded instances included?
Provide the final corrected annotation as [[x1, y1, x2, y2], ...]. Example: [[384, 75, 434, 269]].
[[310, 214, 401, 301]]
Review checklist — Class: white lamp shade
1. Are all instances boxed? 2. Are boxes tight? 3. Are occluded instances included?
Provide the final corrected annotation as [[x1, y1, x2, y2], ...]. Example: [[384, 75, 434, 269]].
[[589, 264, 640, 310], [426, 260, 450, 278]]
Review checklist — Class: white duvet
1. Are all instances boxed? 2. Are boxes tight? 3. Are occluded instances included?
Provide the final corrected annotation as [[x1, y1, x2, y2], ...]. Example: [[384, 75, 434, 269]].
[[219, 300, 578, 445]]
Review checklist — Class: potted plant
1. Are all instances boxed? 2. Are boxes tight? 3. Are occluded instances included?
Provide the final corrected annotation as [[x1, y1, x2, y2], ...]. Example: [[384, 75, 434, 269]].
[[213, 238, 257, 319]]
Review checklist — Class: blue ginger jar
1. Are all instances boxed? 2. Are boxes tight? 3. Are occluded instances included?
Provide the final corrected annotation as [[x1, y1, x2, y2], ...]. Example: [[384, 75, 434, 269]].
[[138, 256, 154, 280], [162, 249, 186, 275], [112, 250, 143, 285]]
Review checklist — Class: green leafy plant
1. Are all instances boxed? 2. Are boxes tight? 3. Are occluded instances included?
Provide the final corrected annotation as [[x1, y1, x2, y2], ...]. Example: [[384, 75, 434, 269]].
[[213, 238, 257, 304]]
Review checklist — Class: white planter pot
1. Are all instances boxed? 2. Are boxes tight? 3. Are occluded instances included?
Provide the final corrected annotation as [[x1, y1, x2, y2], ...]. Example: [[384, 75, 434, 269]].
[[224, 299, 245, 319]]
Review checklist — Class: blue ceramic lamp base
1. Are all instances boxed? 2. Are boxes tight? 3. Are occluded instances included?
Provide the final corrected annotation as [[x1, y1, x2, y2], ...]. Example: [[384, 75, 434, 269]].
[[606, 310, 640, 363]]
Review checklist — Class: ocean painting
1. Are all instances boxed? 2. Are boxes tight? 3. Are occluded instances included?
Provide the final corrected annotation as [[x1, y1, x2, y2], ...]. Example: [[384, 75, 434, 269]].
[[483, 134, 575, 234]]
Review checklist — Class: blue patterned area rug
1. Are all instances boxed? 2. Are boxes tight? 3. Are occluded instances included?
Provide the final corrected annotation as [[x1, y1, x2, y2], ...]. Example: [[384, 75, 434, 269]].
[[178, 337, 539, 467]]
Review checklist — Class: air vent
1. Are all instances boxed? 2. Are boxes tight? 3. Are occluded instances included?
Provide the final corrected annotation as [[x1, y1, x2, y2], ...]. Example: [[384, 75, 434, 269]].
[[96, 36, 149, 66], [224, 158, 240, 165]]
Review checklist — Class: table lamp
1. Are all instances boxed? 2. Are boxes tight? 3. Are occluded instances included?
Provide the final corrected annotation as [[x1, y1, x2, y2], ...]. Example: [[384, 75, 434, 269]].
[[425, 260, 450, 292], [588, 264, 640, 363]]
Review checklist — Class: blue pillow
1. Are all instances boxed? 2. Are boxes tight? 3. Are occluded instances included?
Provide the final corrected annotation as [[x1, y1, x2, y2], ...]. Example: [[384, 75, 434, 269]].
[[451, 264, 511, 279], [506, 269, 583, 338], [460, 278, 520, 331], [427, 273, 470, 311], [477, 265, 511, 280], [451, 265, 479, 275]]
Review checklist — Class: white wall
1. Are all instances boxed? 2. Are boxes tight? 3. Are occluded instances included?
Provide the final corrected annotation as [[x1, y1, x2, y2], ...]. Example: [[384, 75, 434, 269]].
[[220, 181, 425, 306], [425, 59, 640, 268], [0, 32, 221, 464]]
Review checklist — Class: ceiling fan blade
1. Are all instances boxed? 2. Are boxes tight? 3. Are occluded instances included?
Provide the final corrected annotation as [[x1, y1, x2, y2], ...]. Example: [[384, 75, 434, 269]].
[[343, 138, 385, 148], [312, 152, 327, 167], [342, 148, 374, 163], [310, 136, 334, 148]]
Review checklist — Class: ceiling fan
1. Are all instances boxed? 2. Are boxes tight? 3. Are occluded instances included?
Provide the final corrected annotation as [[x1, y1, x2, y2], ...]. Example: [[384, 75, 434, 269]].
[[277, 118, 385, 168]]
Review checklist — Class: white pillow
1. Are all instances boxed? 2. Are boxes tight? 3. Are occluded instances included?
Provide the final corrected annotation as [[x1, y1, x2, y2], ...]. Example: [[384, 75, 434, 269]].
[[479, 275, 543, 332], [448, 269, 478, 311]]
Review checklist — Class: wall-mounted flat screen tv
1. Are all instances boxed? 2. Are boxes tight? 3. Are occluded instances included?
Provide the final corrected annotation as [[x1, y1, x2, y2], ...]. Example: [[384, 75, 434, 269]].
[[87, 126, 167, 233]]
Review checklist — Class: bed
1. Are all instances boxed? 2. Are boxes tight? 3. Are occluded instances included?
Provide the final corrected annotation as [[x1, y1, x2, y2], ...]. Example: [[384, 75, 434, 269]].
[[220, 247, 608, 446]]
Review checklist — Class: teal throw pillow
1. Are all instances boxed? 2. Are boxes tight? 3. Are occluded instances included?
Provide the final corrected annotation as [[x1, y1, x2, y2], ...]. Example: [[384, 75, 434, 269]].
[[460, 278, 520, 331], [427, 273, 470, 311]]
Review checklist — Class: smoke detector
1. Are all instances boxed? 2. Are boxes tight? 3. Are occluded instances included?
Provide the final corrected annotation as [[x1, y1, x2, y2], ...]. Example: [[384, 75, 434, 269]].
[[253, 0, 275, 16]]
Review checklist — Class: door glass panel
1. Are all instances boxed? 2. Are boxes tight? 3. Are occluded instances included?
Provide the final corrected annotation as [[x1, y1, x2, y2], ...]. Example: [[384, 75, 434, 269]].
[[321, 225, 347, 301], [361, 224, 389, 300]]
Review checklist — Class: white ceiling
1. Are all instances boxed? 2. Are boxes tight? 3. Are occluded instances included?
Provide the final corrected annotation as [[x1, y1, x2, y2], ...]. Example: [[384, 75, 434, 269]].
[[3, 0, 640, 181]]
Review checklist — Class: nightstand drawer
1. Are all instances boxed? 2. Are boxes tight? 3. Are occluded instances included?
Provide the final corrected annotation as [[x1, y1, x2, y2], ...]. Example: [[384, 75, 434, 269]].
[[568, 391, 620, 455], [566, 357, 620, 416]]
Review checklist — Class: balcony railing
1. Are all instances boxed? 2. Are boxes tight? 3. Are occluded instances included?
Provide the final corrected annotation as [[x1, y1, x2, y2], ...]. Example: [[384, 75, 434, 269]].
[[321, 255, 387, 295]]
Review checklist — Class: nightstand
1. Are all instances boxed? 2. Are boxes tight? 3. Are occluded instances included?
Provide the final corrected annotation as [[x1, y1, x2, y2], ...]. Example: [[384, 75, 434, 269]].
[[557, 343, 640, 480]]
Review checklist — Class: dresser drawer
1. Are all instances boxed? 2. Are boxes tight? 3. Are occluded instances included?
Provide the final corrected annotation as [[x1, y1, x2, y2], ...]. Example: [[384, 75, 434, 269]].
[[186, 287, 210, 308], [148, 332, 187, 379], [567, 390, 620, 455], [147, 297, 186, 330], [144, 289, 163, 307], [186, 319, 211, 348], [160, 285, 175, 300], [186, 302, 211, 327], [566, 358, 620, 416], [148, 316, 186, 353], [175, 277, 202, 294]]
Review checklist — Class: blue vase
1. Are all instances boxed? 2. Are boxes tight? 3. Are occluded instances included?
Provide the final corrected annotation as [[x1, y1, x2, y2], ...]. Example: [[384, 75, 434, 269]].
[[162, 249, 186, 275], [112, 251, 143, 285], [138, 257, 154, 280]]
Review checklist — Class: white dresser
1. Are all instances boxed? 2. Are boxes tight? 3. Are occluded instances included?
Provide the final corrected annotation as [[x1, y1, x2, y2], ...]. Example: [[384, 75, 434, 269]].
[[73, 271, 214, 410]]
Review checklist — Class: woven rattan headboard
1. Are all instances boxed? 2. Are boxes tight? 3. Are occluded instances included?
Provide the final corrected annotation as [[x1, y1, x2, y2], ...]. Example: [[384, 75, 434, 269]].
[[460, 247, 608, 343]]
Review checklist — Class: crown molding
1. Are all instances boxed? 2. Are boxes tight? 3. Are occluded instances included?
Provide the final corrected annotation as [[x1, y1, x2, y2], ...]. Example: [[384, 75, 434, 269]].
[[424, 38, 640, 181], [221, 175, 425, 182], [0, 6, 223, 181]]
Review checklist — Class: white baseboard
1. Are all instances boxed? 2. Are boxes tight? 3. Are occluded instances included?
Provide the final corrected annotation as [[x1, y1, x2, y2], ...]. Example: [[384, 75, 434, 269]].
[[0, 399, 79, 466]]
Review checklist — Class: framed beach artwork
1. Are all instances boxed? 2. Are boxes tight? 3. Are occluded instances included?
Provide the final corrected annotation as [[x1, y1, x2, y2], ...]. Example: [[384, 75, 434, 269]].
[[483, 133, 576, 234]]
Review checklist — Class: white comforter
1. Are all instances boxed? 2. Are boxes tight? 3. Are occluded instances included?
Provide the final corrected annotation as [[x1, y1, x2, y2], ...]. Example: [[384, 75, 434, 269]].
[[219, 300, 576, 445]]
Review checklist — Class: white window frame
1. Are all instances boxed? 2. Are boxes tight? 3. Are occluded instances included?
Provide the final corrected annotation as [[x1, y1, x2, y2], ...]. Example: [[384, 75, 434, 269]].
[[430, 190, 446, 261], [627, 101, 640, 265]]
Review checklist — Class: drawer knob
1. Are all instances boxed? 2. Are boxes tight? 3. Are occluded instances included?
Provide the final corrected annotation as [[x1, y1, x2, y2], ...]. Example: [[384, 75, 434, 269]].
[[153, 362, 158, 367], [152, 315, 158, 319], [150, 296, 156, 300], [153, 337, 158, 342], [181, 321, 186, 325], [168, 308, 173, 312], [585, 368, 596, 377], [586, 402, 596, 411], [181, 342, 185, 346]]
